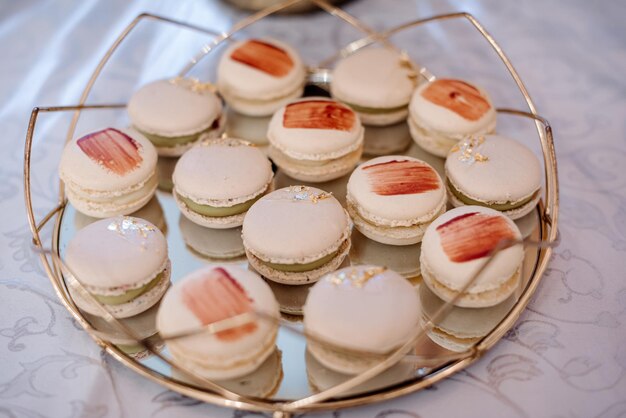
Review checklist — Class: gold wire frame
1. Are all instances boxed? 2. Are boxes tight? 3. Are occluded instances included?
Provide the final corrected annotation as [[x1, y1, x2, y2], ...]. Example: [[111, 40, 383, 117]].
[[23, 1, 559, 416]]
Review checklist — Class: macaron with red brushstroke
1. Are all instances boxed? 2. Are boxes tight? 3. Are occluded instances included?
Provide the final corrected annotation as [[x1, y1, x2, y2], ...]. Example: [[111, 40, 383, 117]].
[[420, 206, 523, 308], [157, 265, 279, 379], [408, 78, 496, 157], [65, 216, 170, 319], [59, 128, 158, 218], [267, 97, 364, 182], [445, 135, 542, 220], [128, 78, 225, 157], [217, 38, 306, 116], [330, 48, 418, 126], [347, 155, 446, 245]]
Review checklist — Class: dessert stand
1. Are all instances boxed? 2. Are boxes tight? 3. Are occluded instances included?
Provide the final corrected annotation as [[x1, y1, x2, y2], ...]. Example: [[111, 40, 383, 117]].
[[23, 1, 559, 416]]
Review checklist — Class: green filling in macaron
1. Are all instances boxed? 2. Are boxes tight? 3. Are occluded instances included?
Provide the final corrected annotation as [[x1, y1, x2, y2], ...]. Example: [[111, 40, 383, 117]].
[[137, 126, 213, 148], [262, 251, 338, 273], [92, 271, 164, 306], [344, 102, 408, 115], [447, 179, 537, 211], [178, 193, 262, 217]]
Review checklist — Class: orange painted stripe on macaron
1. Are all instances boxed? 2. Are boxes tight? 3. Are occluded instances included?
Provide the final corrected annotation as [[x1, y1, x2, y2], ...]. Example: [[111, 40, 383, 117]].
[[363, 160, 440, 196], [283, 100, 355, 131], [77, 128, 142, 175], [421, 79, 491, 121], [181, 267, 257, 341], [231, 39, 294, 77], [436, 212, 516, 262]]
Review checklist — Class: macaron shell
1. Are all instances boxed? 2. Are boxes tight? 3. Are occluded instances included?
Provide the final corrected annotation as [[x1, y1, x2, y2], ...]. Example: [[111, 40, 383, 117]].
[[243, 187, 351, 264], [173, 141, 273, 204], [420, 206, 523, 296], [408, 116, 462, 158], [409, 79, 496, 135], [268, 97, 364, 160], [331, 48, 416, 109], [128, 79, 222, 137], [156, 266, 279, 377], [218, 38, 306, 100], [303, 265, 420, 353], [59, 128, 157, 193], [445, 135, 542, 205], [220, 85, 305, 117], [357, 107, 409, 127], [154, 113, 226, 157], [65, 216, 168, 288], [347, 156, 446, 225], [447, 184, 542, 221]]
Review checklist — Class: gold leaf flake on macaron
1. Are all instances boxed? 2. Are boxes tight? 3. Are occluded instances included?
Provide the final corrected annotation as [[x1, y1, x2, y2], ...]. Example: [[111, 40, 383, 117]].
[[288, 185, 333, 203], [422, 79, 491, 121], [363, 159, 440, 196], [77, 128, 142, 175], [169, 76, 217, 94], [436, 212, 517, 263], [283, 100, 355, 131], [181, 267, 257, 341], [231, 39, 294, 77], [327, 266, 387, 288], [450, 136, 489, 164]]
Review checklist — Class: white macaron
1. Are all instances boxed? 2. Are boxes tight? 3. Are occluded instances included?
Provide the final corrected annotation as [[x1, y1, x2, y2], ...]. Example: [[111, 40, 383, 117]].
[[420, 206, 524, 308], [242, 186, 352, 285], [267, 97, 364, 182], [408, 78, 496, 157], [445, 135, 542, 220], [173, 139, 274, 229], [303, 265, 420, 374], [128, 78, 224, 157], [59, 128, 158, 218], [347, 156, 446, 245], [65, 216, 170, 319], [217, 38, 306, 116], [331, 48, 417, 126], [157, 265, 279, 380]]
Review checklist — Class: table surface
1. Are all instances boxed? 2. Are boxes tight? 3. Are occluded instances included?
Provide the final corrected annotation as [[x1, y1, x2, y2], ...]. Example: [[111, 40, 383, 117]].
[[2, 0, 625, 417]]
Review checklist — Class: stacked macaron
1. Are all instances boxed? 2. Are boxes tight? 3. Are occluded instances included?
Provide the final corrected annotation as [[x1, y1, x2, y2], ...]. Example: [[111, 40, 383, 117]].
[[347, 156, 446, 245], [243, 186, 352, 285], [331, 48, 417, 126], [303, 265, 420, 374], [420, 206, 524, 308], [65, 216, 170, 318], [408, 78, 496, 157], [59, 128, 158, 218], [157, 265, 279, 379], [173, 138, 274, 229], [217, 38, 306, 116], [445, 135, 542, 219], [267, 97, 364, 182], [128, 78, 224, 156]]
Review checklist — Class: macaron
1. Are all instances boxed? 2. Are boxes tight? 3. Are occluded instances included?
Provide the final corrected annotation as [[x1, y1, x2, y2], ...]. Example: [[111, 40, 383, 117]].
[[59, 128, 158, 218], [179, 215, 245, 261], [128, 78, 224, 157], [156, 265, 280, 380], [420, 206, 524, 308], [65, 216, 170, 318], [445, 135, 542, 220], [408, 78, 496, 157], [217, 38, 306, 116], [267, 97, 364, 182], [347, 156, 446, 245], [173, 138, 274, 229], [419, 283, 516, 353], [330, 48, 417, 126], [303, 265, 420, 374], [242, 186, 351, 285]]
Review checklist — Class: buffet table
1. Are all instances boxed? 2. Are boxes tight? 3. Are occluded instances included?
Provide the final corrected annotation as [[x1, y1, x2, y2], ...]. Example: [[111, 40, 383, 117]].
[[1, 0, 624, 416]]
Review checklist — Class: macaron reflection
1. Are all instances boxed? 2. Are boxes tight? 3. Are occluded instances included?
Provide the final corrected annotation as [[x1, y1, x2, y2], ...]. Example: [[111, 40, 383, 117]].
[[179, 215, 245, 262]]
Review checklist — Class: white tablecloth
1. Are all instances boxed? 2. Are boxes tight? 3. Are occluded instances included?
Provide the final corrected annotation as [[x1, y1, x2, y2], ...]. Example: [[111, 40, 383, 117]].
[[1, 0, 625, 416]]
